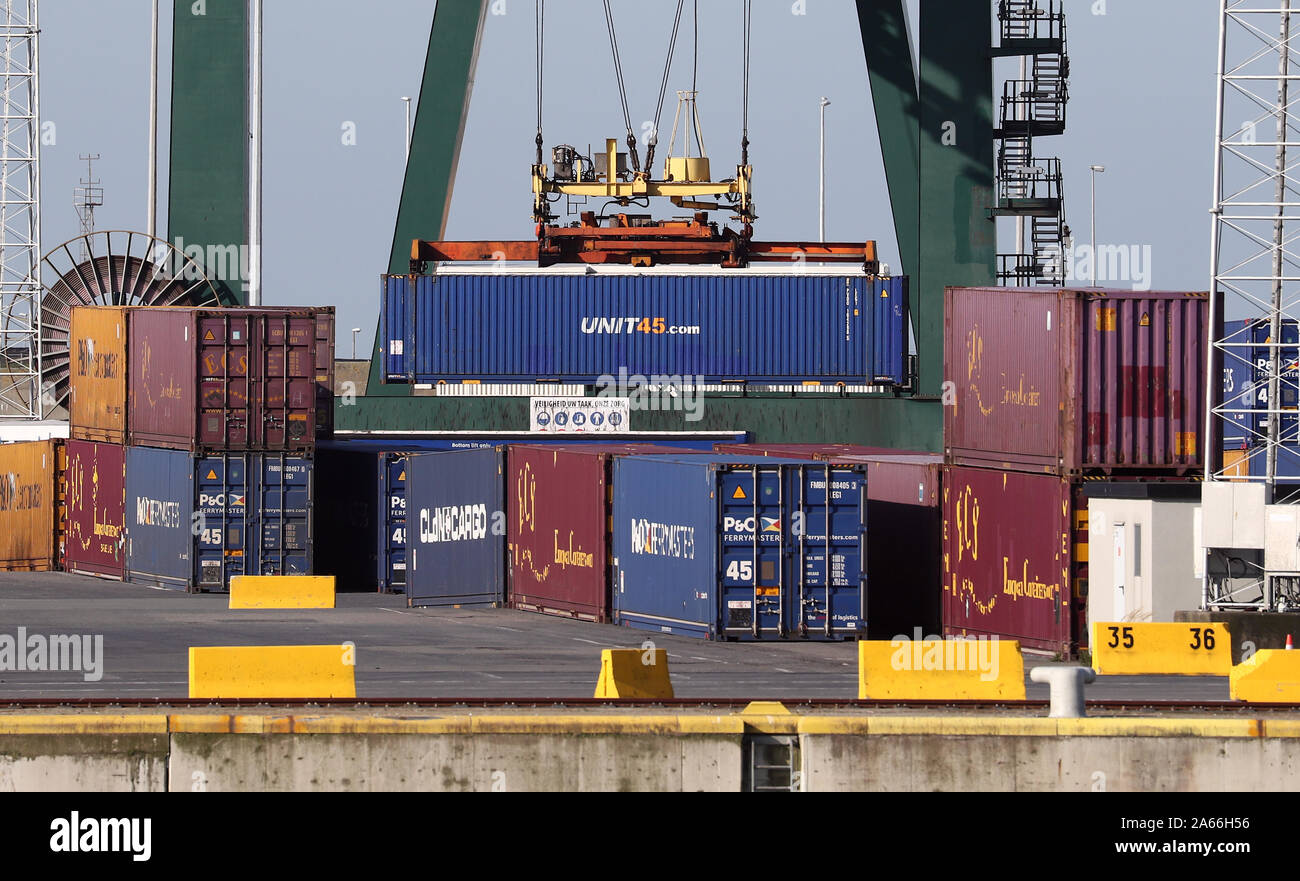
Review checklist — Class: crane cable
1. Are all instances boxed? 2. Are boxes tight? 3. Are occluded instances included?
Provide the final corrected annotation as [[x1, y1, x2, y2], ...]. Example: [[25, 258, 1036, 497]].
[[535, 0, 545, 167], [646, 0, 688, 176], [602, 0, 642, 173], [741, 0, 752, 168]]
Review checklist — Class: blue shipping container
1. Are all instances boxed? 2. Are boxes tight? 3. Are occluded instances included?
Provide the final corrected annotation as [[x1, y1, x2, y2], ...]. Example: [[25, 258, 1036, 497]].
[[611, 455, 867, 640], [381, 271, 910, 385], [1250, 319, 1300, 440], [406, 448, 506, 608], [1222, 319, 1251, 445], [124, 447, 313, 591], [316, 434, 748, 594]]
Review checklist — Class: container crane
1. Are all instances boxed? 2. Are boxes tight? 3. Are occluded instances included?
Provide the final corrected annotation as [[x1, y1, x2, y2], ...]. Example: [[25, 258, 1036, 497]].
[[411, 0, 878, 273]]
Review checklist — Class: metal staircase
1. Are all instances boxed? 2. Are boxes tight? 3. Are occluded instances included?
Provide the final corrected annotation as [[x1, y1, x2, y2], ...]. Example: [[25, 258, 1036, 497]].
[[993, 0, 1070, 286]]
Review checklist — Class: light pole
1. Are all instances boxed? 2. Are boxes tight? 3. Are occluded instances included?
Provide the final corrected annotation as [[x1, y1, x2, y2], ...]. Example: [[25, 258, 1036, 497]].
[[819, 97, 831, 242], [147, 0, 159, 238], [1089, 165, 1105, 287], [402, 97, 412, 161], [351, 328, 362, 361]]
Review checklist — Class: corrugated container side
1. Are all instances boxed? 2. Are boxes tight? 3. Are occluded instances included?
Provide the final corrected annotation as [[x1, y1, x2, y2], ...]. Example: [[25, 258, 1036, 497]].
[[872, 276, 909, 384], [315, 449, 380, 591], [126, 452, 314, 591], [507, 444, 686, 623], [129, 308, 325, 452], [942, 464, 1086, 656], [69, 307, 129, 443], [945, 287, 1212, 475], [64, 440, 126, 580], [1221, 319, 1252, 446], [125, 447, 195, 589], [612, 455, 867, 640], [406, 448, 506, 608], [714, 443, 918, 459], [382, 273, 909, 385], [0, 440, 60, 570]]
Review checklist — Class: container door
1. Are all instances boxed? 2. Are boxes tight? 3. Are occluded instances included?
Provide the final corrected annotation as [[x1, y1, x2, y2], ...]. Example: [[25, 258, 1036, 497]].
[[198, 315, 252, 450], [380, 454, 408, 593], [793, 465, 866, 638], [719, 466, 787, 638], [194, 455, 250, 591], [256, 455, 313, 576], [260, 314, 318, 449]]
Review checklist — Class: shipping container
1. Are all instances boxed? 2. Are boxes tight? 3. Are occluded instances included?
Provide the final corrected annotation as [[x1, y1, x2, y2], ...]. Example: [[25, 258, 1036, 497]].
[[406, 448, 507, 608], [0, 440, 64, 571], [315, 433, 748, 594], [69, 306, 129, 443], [944, 287, 1213, 475], [124, 447, 314, 591], [127, 307, 333, 452], [612, 455, 867, 640], [65, 440, 126, 580], [381, 269, 910, 386], [1221, 319, 1252, 446], [1249, 318, 1299, 441], [508, 444, 688, 623], [713, 443, 921, 459], [942, 464, 1088, 656], [824, 453, 943, 639]]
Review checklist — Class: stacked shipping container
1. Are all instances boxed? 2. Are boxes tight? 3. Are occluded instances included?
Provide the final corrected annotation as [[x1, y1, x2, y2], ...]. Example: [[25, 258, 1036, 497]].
[[941, 287, 1213, 657], [61, 305, 335, 590], [0, 440, 66, 572]]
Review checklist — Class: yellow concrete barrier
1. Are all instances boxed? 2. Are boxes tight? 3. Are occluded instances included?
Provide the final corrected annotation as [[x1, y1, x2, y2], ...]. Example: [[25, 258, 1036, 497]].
[[1230, 650, 1300, 702], [228, 576, 336, 610], [858, 639, 1026, 700], [188, 645, 357, 699], [1090, 622, 1232, 676], [594, 648, 674, 699]]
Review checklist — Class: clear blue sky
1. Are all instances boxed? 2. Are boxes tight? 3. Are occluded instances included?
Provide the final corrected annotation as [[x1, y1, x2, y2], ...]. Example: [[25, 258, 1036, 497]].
[[39, 0, 1218, 349]]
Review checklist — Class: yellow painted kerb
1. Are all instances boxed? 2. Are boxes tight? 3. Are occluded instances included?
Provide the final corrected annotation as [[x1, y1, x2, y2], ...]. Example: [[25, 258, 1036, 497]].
[[188, 645, 357, 699], [229, 576, 336, 610]]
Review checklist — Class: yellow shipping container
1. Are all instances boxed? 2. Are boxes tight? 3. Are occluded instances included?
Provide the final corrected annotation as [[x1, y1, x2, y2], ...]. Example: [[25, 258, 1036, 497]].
[[0, 439, 63, 571], [69, 306, 129, 444]]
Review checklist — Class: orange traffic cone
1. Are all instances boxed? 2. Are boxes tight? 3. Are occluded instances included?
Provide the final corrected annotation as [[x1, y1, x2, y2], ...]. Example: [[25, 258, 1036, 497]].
[[1288, 634, 1295, 651]]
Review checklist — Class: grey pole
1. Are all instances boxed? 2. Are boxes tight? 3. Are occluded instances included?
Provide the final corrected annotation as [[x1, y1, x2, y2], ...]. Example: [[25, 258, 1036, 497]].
[[403, 97, 412, 162], [819, 97, 830, 242], [147, 0, 159, 239], [1089, 165, 1105, 287]]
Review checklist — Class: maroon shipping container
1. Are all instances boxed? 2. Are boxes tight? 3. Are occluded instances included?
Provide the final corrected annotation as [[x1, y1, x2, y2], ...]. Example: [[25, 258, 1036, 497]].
[[508, 445, 684, 622], [942, 464, 1089, 657], [129, 308, 332, 452], [944, 287, 1212, 475], [64, 440, 126, 581]]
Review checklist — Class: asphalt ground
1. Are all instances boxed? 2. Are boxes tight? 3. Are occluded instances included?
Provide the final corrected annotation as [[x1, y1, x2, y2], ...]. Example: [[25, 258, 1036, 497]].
[[0, 572, 1233, 702]]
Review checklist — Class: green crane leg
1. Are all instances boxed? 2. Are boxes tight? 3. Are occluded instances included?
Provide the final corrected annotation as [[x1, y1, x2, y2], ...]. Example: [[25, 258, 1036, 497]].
[[364, 0, 490, 398], [169, 0, 248, 306]]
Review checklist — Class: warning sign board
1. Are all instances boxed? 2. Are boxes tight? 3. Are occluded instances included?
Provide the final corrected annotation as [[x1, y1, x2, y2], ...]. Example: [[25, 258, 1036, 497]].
[[530, 397, 630, 434]]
